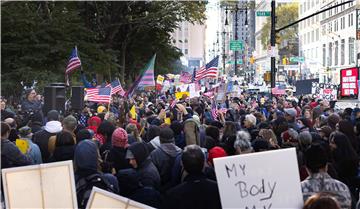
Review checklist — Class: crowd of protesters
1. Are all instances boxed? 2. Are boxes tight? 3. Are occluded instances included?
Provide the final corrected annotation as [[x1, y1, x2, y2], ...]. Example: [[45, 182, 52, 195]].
[[1, 86, 360, 209]]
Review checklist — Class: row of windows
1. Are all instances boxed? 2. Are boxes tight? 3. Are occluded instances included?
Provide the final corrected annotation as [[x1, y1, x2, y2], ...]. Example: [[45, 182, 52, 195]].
[[301, 38, 356, 67], [300, 29, 320, 45], [321, 37, 356, 67], [299, 11, 354, 30], [321, 13, 355, 34], [300, 0, 354, 16]]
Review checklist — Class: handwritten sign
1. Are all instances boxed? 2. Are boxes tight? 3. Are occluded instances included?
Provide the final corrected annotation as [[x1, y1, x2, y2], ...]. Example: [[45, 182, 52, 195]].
[[86, 187, 154, 209], [156, 75, 164, 85], [2, 161, 77, 209], [311, 82, 338, 101], [213, 148, 303, 209]]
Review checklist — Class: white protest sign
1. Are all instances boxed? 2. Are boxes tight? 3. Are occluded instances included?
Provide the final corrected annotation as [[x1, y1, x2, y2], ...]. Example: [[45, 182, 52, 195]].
[[2, 161, 77, 209], [189, 83, 200, 98], [214, 148, 303, 209], [86, 187, 155, 209]]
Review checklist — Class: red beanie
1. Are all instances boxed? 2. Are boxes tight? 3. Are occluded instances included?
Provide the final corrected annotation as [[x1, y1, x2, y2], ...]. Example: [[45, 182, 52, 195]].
[[208, 146, 227, 165], [112, 128, 129, 148]]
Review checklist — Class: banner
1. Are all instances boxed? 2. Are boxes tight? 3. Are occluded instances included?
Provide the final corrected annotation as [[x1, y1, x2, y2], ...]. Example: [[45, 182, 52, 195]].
[[294, 79, 319, 96], [213, 148, 303, 209], [175, 92, 190, 100], [340, 67, 359, 96], [311, 82, 338, 100]]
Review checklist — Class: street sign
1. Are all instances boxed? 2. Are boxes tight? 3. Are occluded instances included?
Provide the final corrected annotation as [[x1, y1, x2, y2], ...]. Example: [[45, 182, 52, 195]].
[[227, 60, 243, 65], [256, 11, 271, 16], [230, 40, 243, 51], [289, 56, 305, 63]]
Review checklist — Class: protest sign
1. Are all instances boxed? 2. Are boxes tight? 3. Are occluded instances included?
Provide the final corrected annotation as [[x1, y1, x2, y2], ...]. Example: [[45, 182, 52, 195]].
[[156, 75, 164, 85], [175, 91, 190, 100], [189, 83, 200, 98], [86, 187, 154, 209], [213, 148, 303, 209], [15, 138, 29, 154], [294, 79, 319, 96], [340, 67, 359, 96], [2, 161, 77, 209], [311, 82, 338, 100]]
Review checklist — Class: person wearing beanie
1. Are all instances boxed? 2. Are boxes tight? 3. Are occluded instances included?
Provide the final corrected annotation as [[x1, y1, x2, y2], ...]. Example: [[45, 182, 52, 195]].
[[126, 142, 160, 190], [108, 128, 132, 172], [163, 145, 222, 209], [301, 144, 351, 209], [207, 146, 227, 167], [284, 108, 300, 132], [76, 129, 92, 145], [33, 109, 63, 163], [18, 126, 42, 164], [150, 127, 182, 192]]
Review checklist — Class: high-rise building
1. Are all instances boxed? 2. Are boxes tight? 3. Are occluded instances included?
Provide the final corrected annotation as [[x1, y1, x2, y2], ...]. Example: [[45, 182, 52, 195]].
[[299, 0, 358, 83], [171, 22, 206, 69]]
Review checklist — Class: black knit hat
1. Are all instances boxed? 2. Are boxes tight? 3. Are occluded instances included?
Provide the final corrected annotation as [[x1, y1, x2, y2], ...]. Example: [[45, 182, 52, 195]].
[[159, 127, 174, 143]]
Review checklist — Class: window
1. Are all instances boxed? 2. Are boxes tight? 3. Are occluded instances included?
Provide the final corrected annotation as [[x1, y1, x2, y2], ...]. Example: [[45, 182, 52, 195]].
[[185, 49, 188, 55], [328, 22, 332, 33], [340, 17, 345, 29], [349, 13, 353, 27], [323, 44, 326, 66], [334, 20, 338, 32], [184, 39, 188, 43], [307, 32, 311, 44], [341, 39, 345, 65], [300, 4, 303, 15], [335, 41, 338, 66], [311, 30, 314, 42], [349, 37, 355, 64], [328, 43, 332, 66], [316, 29, 319, 41]]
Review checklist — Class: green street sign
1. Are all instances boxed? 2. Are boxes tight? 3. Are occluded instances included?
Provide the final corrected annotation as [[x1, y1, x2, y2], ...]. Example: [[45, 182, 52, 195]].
[[256, 11, 271, 16], [289, 56, 305, 62], [226, 60, 243, 65], [230, 40, 243, 51]]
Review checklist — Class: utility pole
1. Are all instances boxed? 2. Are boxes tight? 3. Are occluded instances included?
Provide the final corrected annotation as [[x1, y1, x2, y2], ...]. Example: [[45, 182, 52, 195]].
[[234, 4, 239, 76], [270, 0, 276, 91]]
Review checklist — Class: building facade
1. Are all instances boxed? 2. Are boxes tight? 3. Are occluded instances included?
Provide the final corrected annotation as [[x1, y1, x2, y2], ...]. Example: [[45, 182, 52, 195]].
[[171, 22, 206, 69], [299, 0, 358, 84]]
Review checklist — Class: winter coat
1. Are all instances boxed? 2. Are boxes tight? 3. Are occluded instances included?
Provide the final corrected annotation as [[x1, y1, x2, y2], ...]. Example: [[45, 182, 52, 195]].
[[150, 143, 182, 191], [1, 139, 32, 168], [108, 147, 132, 172], [33, 121, 62, 162], [162, 173, 222, 209], [128, 142, 161, 189], [49, 145, 75, 162]]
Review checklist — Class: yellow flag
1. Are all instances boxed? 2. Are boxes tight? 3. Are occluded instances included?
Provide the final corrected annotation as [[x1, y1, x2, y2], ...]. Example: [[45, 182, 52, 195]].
[[130, 105, 137, 119], [16, 139, 29, 154], [164, 118, 171, 125]]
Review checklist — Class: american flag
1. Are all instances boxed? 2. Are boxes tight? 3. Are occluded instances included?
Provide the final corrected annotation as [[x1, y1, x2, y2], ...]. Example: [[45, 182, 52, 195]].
[[195, 56, 219, 81], [180, 72, 192, 84], [211, 101, 218, 121], [106, 79, 126, 96], [87, 87, 112, 103], [65, 47, 81, 75]]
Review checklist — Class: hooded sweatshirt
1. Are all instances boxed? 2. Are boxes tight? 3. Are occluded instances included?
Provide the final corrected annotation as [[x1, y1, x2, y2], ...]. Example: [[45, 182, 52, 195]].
[[128, 142, 160, 189], [33, 121, 62, 162], [74, 140, 98, 178]]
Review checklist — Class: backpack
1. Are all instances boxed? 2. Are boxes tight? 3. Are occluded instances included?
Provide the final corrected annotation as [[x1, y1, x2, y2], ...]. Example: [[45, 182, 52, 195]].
[[76, 173, 115, 209]]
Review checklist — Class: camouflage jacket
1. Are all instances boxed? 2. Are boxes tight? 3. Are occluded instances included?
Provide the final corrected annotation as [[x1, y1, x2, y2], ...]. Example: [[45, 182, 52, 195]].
[[301, 172, 351, 209]]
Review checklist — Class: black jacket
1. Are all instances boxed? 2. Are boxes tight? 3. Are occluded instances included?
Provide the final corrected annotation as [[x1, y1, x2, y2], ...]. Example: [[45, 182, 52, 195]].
[[1, 139, 32, 169], [33, 130, 56, 162], [108, 147, 132, 172], [162, 173, 222, 209], [49, 145, 75, 162]]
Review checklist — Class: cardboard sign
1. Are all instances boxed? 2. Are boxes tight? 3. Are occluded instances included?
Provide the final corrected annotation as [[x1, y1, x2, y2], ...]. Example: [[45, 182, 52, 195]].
[[2, 161, 77, 209], [311, 82, 338, 101], [15, 139, 30, 154], [175, 92, 190, 100], [156, 75, 164, 85], [294, 79, 319, 96], [189, 83, 200, 98], [213, 148, 303, 209], [340, 67, 359, 96], [86, 187, 154, 209]]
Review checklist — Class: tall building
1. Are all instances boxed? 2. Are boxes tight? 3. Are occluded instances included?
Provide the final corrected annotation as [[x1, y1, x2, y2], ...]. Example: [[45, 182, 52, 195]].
[[299, 0, 358, 83], [171, 22, 206, 70]]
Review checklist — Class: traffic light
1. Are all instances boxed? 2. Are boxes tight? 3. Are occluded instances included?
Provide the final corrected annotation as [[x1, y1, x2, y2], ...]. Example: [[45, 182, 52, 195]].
[[282, 57, 289, 65], [263, 72, 271, 82], [250, 56, 255, 64], [275, 33, 281, 45]]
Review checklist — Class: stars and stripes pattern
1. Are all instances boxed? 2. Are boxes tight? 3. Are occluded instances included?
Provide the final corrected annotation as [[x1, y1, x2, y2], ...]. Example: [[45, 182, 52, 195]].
[[170, 99, 178, 109], [180, 72, 192, 84], [65, 47, 81, 75], [105, 79, 126, 96], [211, 101, 218, 121], [86, 87, 112, 103], [195, 56, 219, 81]]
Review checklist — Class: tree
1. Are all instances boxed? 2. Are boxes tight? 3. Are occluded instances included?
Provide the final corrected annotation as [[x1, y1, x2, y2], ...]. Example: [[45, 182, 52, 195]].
[[260, 3, 299, 50]]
